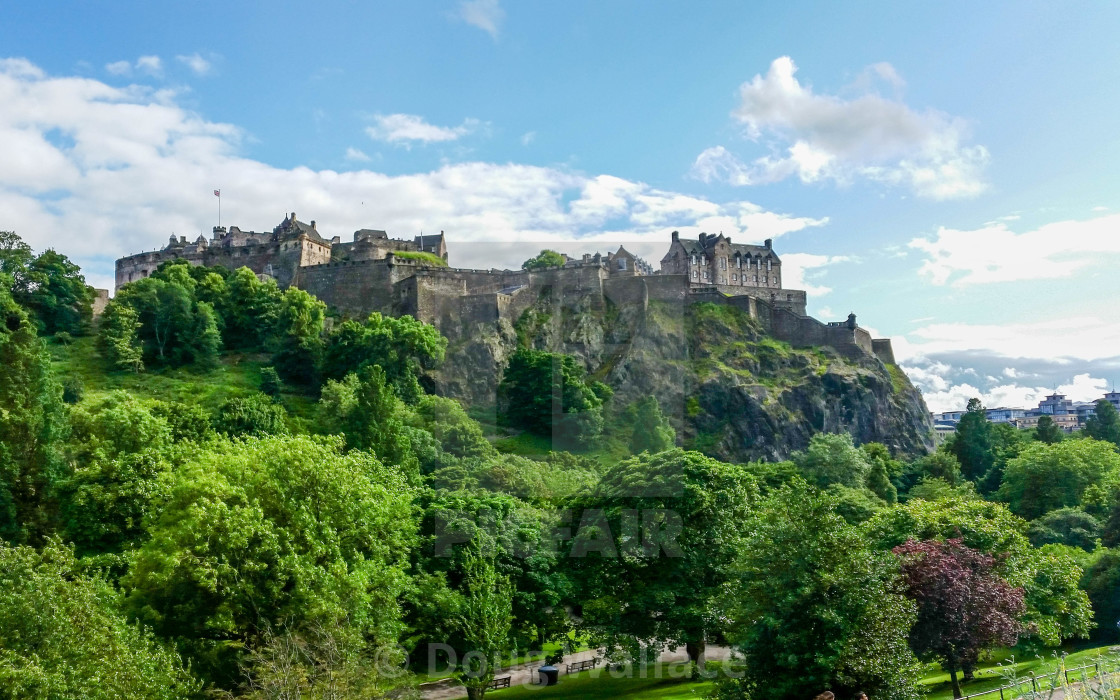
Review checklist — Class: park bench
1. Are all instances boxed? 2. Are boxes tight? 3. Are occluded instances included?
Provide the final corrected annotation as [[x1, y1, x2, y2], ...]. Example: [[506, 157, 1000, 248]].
[[487, 676, 511, 689], [565, 658, 599, 674]]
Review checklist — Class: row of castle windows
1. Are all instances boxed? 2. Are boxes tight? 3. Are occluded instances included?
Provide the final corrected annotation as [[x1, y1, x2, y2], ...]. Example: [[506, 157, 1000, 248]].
[[693, 269, 775, 284], [690, 255, 772, 271]]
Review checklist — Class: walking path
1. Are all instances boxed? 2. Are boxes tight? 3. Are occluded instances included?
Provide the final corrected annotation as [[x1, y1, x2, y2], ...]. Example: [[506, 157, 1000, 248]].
[[419, 645, 734, 699]]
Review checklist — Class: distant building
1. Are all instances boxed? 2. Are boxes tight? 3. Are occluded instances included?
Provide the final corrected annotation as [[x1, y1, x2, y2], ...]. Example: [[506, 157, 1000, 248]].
[[1038, 392, 1074, 415], [985, 407, 1028, 423], [1013, 414, 1081, 432], [1106, 391, 1120, 411]]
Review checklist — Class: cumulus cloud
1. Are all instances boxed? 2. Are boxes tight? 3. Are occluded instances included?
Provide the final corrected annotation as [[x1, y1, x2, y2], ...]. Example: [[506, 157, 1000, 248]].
[[176, 53, 212, 75], [135, 55, 162, 76], [366, 113, 481, 145], [780, 253, 850, 297], [457, 0, 504, 39], [105, 60, 132, 76], [894, 316, 1120, 413], [692, 56, 989, 199], [0, 59, 825, 291], [343, 147, 371, 162], [909, 213, 1120, 286]]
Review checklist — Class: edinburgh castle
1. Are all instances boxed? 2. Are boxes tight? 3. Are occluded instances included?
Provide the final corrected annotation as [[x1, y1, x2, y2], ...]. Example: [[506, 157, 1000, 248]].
[[115, 212, 896, 364]]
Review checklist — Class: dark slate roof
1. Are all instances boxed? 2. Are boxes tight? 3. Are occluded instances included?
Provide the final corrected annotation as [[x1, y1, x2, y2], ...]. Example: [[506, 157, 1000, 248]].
[[674, 234, 777, 260], [273, 215, 328, 243]]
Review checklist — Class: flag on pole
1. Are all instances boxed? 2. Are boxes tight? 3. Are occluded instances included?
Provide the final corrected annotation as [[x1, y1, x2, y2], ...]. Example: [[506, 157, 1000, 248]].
[[214, 189, 220, 197]]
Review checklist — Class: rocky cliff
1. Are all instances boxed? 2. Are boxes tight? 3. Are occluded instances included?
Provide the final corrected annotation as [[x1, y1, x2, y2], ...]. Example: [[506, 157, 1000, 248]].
[[429, 288, 934, 462]]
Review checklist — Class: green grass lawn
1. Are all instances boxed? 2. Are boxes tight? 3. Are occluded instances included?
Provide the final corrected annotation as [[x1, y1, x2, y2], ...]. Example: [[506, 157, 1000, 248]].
[[50, 335, 322, 428], [489, 663, 720, 700], [920, 643, 1119, 700]]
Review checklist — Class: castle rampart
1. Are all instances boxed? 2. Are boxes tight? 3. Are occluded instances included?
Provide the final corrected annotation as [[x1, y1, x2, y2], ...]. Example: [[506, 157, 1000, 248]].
[[116, 215, 898, 368]]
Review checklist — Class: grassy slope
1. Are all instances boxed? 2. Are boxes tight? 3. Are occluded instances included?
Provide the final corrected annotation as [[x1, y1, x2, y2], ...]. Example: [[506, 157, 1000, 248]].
[[50, 335, 321, 426], [394, 250, 448, 266], [481, 644, 1120, 700]]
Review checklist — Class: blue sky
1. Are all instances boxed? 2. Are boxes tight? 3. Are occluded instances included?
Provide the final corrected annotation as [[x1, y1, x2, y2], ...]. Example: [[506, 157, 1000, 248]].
[[2, 1, 1119, 411]]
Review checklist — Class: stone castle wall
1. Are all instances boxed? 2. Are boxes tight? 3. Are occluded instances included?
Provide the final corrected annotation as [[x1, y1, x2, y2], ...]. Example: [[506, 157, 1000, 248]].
[[116, 227, 895, 367]]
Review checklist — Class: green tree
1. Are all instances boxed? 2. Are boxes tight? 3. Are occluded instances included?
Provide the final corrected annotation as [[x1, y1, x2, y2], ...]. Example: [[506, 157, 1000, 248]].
[[0, 276, 66, 544], [861, 442, 900, 504], [998, 439, 1120, 520], [56, 393, 174, 557], [97, 301, 144, 372], [521, 249, 566, 270], [864, 497, 1093, 648], [792, 432, 871, 490], [223, 266, 282, 350], [0, 230, 33, 287], [271, 287, 326, 385], [455, 551, 513, 700], [413, 395, 495, 461], [626, 396, 676, 454], [0, 540, 200, 698], [324, 312, 447, 401], [259, 365, 282, 398], [498, 347, 604, 449], [20, 249, 96, 336], [114, 276, 220, 367], [1080, 548, 1120, 641], [1034, 415, 1065, 444], [949, 398, 993, 483], [727, 483, 921, 700], [123, 436, 416, 686], [569, 450, 759, 678], [1085, 399, 1120, 448], [213, 393, 288, 437], [1027, 507, 1101, 551], [414, 489, 570, 657]]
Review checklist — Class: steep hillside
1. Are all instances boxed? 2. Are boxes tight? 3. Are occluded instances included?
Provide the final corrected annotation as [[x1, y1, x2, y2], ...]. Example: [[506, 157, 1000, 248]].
[[431, 293, 934, 462]]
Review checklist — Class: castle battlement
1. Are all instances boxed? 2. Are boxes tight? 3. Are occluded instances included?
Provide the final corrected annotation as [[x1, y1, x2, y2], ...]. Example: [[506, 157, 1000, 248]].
[[116, 214, 895, 367]]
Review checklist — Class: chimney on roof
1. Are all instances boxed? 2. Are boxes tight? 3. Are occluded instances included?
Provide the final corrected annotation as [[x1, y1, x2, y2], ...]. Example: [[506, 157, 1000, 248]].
[[310, 220, 316, 230], [671, 230, 679, 242], [764, 238, 772, 249], [290, 212, 296, 222], [699, 232, 707, 245], [180, 236, 186, 244]]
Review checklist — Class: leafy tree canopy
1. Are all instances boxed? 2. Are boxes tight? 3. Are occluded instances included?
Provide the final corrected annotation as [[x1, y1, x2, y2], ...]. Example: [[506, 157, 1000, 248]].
[[0, 539, 199, 699], [498, 347, 604, 449], [998, 438, 1120, 520], [123, 435, 416, 685], [1085, 399, 1120, 448], [728, 483, 921, 700], [626, 396, 676, 454], [894, 538, 1025, 698], [569, 449, 759, 676], [324, 312, 447, 401], [521, 249, 566, 270], [0, 275, 66, 544]]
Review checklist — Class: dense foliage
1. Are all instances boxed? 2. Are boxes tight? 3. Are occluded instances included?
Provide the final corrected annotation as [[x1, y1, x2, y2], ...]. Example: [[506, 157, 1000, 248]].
[[2, 249, 1118, 697]]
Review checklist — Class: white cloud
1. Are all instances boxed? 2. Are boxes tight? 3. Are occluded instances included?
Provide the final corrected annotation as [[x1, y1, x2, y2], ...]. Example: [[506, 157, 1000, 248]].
[[135, 55, 162, 76], [0, 59, 825, 291], [344, 147, 371, 162], [693, 56, 989, 199], [914, 372, 1109, 414], [780, 253, 850, 297], [909, 213, 1120, 286], [520, 131, 536, 146], [105, 60, 132, 76], [458, 0, 504, 39], [366, 113, 480, 145], [176, 53, 212, 76]]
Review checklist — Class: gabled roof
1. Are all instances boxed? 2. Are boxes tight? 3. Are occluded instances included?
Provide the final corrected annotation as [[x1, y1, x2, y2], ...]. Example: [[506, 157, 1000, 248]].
[[670, 234, 778, 261]]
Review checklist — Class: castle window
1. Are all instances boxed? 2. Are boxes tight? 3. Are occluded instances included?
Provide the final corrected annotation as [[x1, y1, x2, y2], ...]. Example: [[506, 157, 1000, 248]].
[[767, 259, 772, 271], [692, 270, 698, 279], [720, 258, 726, 270], [617, 258, 627, 271], [732, 274, 738, 281]]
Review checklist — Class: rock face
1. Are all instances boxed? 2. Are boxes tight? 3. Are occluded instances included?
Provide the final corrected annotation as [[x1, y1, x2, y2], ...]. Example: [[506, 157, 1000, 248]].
[[429, 290, 934, 462]]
